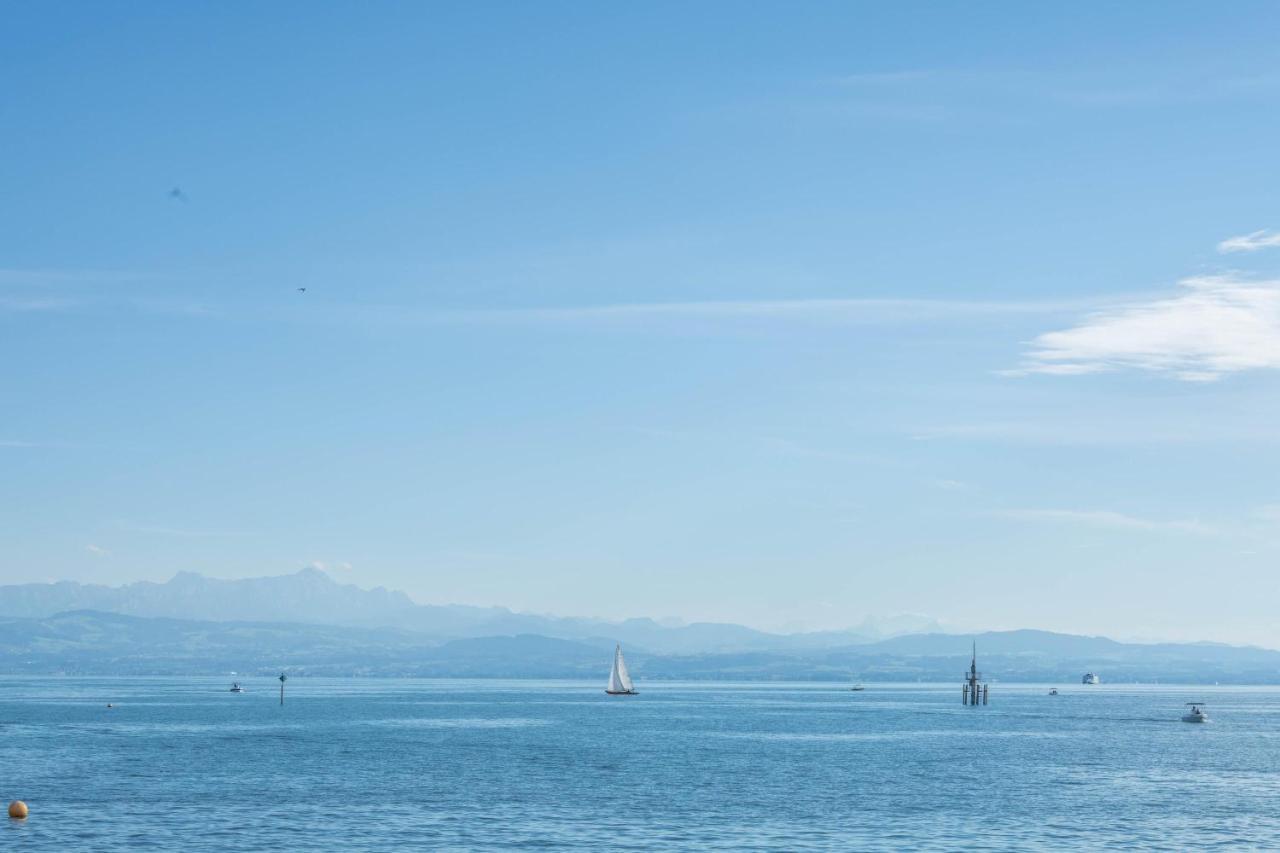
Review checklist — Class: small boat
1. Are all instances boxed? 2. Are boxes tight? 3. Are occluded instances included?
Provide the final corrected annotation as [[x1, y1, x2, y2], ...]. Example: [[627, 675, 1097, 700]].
[[850, 683, 865, 692], [1082, 672, 1100, 685], [229, 683, 245, 693], [1182, 703, 1209, 723], [605, 644, 637, 695], [1048, 688, 1059, 696]]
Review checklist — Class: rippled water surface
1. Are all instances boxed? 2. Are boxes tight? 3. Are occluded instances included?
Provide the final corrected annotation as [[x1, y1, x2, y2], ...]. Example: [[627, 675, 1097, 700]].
[[3, 678, 1279, 850]]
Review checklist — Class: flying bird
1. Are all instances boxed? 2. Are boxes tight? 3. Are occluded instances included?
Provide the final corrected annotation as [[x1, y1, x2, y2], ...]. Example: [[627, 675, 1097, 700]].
[[297, 287, 307, 293], [167, 187, 188, 202]]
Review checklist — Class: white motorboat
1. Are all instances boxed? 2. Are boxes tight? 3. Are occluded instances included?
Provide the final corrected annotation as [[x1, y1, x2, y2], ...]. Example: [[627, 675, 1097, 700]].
[[1182, 703, 1209, 723], [1082, 672, 1100, 685], [229, 682, 245, 693], [1048, 688, 1059, 696], [605, 644, 637, 695]]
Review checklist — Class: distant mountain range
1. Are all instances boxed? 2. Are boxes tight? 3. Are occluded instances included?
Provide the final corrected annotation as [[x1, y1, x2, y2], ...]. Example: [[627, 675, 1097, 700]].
[[1, 611, 1278, 682], [2, 570, 1278, 682], [0, 568, 883, 654]]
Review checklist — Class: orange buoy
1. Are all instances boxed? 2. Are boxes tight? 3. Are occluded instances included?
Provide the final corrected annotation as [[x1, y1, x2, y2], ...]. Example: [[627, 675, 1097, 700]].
[[8, 800, 28, 819]]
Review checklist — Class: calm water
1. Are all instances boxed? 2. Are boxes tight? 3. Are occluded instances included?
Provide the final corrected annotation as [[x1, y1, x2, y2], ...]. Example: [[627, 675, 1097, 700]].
[[2, 678, 1279, 850]]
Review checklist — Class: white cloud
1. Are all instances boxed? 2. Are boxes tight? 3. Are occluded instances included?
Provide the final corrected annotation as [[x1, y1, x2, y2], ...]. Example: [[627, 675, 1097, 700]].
[[307, 560, 354, 574], [85, 544, 109, 556], [1218, 230, 1280, 253], [1014, 275, 1280, 381], [998, 508, 1214, 535], [933, 479, 968, 491], [0, 296, 74, 312], [112, 521, 245, 537]]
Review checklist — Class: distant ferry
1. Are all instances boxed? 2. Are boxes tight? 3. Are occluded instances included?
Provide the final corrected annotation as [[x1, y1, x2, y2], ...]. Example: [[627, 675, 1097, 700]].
[[1082, 672, 1100, 685]]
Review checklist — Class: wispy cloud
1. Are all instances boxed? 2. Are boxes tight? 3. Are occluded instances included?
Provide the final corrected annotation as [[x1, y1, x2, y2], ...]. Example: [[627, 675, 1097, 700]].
[[827, 69, 1280, 113], [933, 478, 968, 491], [325, 295, 1121, 331], [762, 436, 879, 465], [1255, 505, 1280, 523], [130, 298, 218, 318], [914, 420, 1280, 446], [112, 521, 247, 538], [630, 426, 885, 466], [0, 296, 75, 312], [997, 508, 1215, 535], [1218, 230, 1280, 253], [0, 269, 181, 315], [496, 297, 1088, 321], [0, 268, 149, 286], [85, 544, 110, 556], [1013, 275, 1280, 382], [834, 70, 937, 85]]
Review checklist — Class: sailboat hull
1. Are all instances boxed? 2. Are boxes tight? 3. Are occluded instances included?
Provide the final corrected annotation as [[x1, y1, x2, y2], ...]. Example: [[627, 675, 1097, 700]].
[[605, 690, 638, 695]]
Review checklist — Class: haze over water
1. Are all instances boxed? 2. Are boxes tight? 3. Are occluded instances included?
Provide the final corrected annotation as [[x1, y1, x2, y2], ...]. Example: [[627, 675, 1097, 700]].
[[3, 677, 1277, 850]]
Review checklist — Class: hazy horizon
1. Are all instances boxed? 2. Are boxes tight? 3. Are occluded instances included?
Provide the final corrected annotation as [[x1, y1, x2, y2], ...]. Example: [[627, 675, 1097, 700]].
[[1, 565, 1268, 650], [6, 4, 1280, 648]]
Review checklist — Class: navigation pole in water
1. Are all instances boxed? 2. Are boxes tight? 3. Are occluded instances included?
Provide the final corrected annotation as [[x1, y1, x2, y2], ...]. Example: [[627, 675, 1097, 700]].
[[962, 642, 989, 706], [279, 672, 288, 706]]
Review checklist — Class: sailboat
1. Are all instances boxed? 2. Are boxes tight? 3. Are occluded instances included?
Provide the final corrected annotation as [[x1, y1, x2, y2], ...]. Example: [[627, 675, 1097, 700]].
[[605, 644, 638, 695]]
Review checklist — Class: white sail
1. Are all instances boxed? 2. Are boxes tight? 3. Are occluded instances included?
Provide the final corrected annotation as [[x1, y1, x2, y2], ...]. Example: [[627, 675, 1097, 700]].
[[615, 646, 634, 692], [607, 644, 635, 693]]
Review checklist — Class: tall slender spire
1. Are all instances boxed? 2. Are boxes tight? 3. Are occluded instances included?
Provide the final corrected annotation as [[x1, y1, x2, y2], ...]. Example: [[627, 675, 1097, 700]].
[[962, 639, 988, 706]]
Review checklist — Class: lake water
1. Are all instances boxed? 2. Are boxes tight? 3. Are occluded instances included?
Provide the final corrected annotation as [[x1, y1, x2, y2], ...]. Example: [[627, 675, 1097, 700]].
[[2, 678, 1278, 850]]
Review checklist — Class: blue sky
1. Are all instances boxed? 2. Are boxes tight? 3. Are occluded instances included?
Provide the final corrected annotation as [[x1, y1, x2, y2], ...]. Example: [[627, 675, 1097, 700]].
[[5, 2, 1280, 643]]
